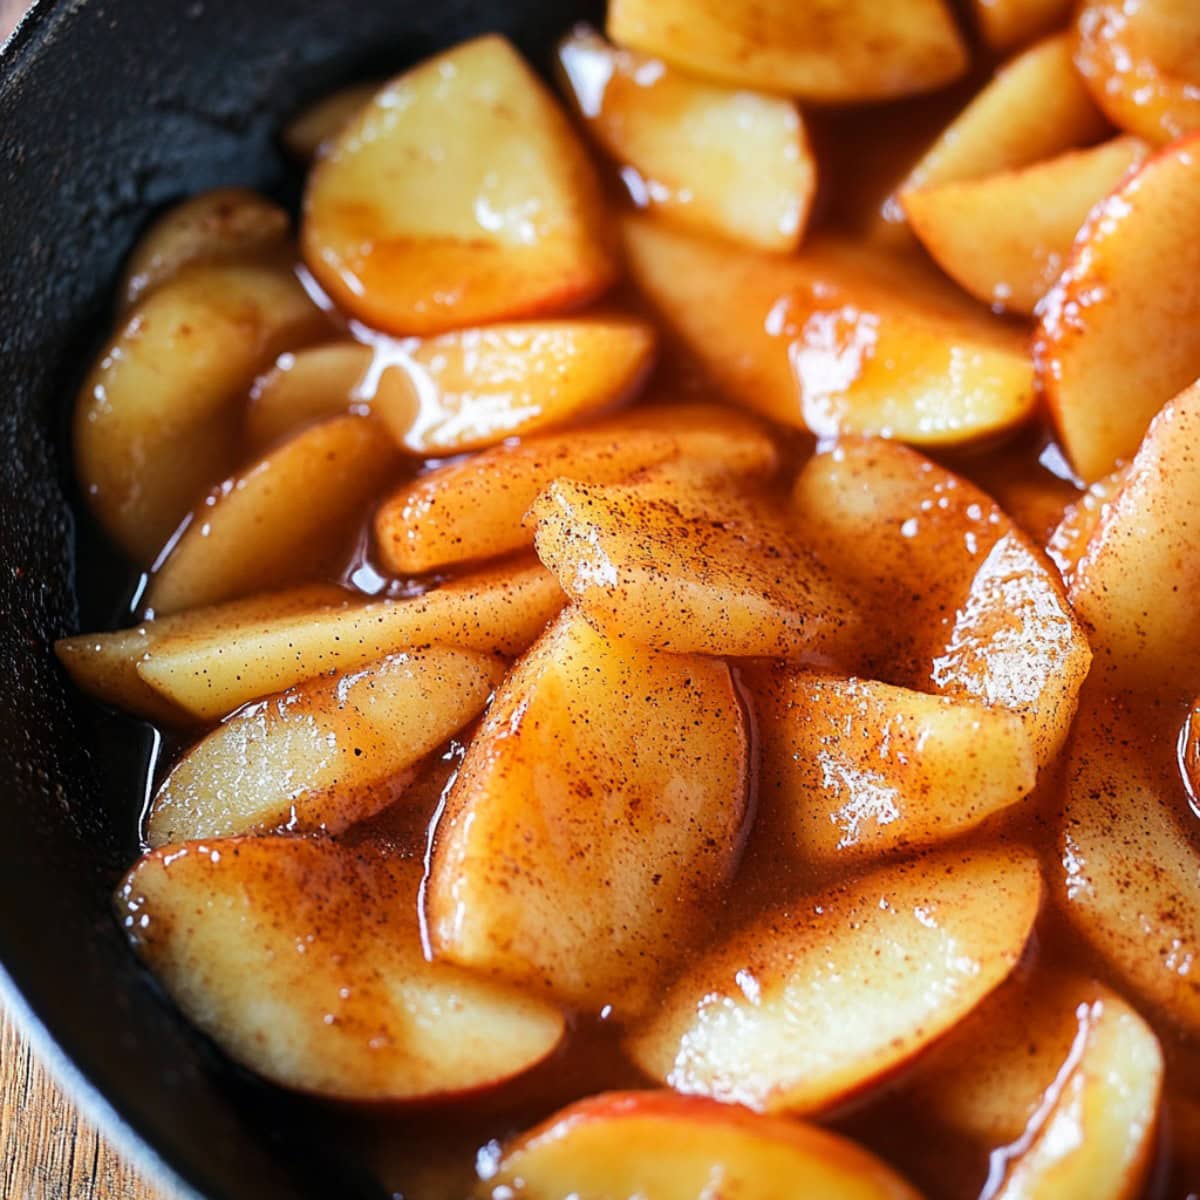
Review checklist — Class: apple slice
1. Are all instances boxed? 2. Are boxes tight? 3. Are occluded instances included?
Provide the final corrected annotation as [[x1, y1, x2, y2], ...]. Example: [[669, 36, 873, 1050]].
[[245, 343, 374, 452], [282, 82, 379, 160], [146, 415, 399, 616], [54, 584, 347, 725], [622, 215, 1035, 444], [1056, 686, 1200, 1037], [1075, 0, 1200, 145], [793, 439, 1091, 765], [1068, 379, 1200, 690], [301, 35, 616, 336], [426, 607, 748, 1017], [480, 1092, 924, 1200], [74, 264, 328, 564], [626, 846, 1042, 1114], [556, 27, 815, 252], [1037, 135, 1200, 482], [606, 0, 967, 103], [137, 559, 562, 721], [369, 318, 656, 457], [904, 137, 1149, 315], [118, 188, 290, 311], [374, 403, 778, 574], [146, 646, 504, 846], [1046, 464, 1125, 586], [970, 0, 1074, 50], [745, 666, 1037, 864], [117, 838, 564, 1100], [530, 465, 857, 660]]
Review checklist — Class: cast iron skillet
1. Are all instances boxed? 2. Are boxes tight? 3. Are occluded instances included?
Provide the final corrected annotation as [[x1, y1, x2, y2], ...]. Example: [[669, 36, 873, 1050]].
[[0, 0, 600, 1195]]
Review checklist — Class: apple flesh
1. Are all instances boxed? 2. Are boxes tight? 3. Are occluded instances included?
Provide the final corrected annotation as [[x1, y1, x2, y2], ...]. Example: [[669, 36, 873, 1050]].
[[281, 82, 378, 160], [970, 0, 1074, 50], [1046, 465, 1126, 587], [116, 838, 565, 1100]]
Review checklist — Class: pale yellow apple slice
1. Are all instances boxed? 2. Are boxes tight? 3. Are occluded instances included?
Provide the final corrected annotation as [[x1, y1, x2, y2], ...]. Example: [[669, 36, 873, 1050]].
[[1075, 0, 1200, 145], [374, 403, 778, 574], [1056, 686, 1200, 1037], [1037, 136, 1200, 482], [426, 607, 747, 1017], [146, 415, 399, 616], [530, 465, 856, 660], [904, 137, 1149, 315], [557, 27, 815, 252], [245, 342, 374, 452], [137, 560, 562, 721], [368, 318, 656, 456], [746, 666, 1037, 864], [146, 646, 504, 846], [54, 584, 347, 725], [74, 264, 328, 564], [301, 35, 616, 336], [118, 188, 290, 311], [1046, 465, 1126, 586], [1068, 379, 1200, 689], [626, 846, 1042, 1114], [117, 838, 564, 1100], [622, 215, 1035, 444], [970, 0, 1074, 50], [282, 82, 379, 160], [480, 1092, 924, 1200], [606, 0, 968, 103], [793, 438, 1091, 765]]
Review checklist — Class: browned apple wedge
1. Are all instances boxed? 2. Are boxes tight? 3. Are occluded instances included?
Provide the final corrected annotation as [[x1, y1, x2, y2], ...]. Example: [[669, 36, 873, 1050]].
[[1068, 380, 1200, 690], [137, 560, 563, 721], [302, 35, 616, 336], [626, 846, 1042, 1114], [606, 0, 968, 103], [557, 27, 815, 252], [971, 0, 1074, 50], [1046, 465, 1126, 586], [479, 1092, 924, 1200], [54, 583, 347, 725], [746, 665, 1037, 864], [74, 264, 328, 564], [282, 82, 379, 160], [530, 465, 856, 660], [622, 216, 1035, 444], [117, 838, 565, 1100], [374, 403, 778, 574], [793, 439, 1091, 765], [1037, 135, 1200, 482], [426, 607, 748, 1017], [146, 646, 504, 846], [146, 415, 399, 616], [118, 188, 290, 310], [1075, 0, 1200, 145], [904, 137, 1149, 315], [1056, 686, 1200, 1037]]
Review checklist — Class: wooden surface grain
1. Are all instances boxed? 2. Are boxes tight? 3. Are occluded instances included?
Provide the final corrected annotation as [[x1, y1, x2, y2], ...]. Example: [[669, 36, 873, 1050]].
[[0, 1006, 169, 1200]]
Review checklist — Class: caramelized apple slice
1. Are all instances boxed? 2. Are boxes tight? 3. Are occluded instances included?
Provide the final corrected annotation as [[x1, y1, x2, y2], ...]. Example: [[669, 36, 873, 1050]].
[[1068, 380, 1200, 689], [119, 189, 290, 310], [117, 839, 564, 1100], [746, 666, 1037, 864], [302, 35, 616, 335], [970, 0, 1074, 50], [54, 584, 347, 725], [1075, 0, 1200, 145], [374, 404, 778, 574], [557, 27, 815, 252], [904, 137, 1148, 315], [74, 264, 327, 564], [146, 415, 398, 616], [137, 560, 562, 721], [1046, 464, 1125, 587], [480, 1092, 924, 1200], [1037, 136, 1200, 482], [1057, 687, 1200, 1037], [793, 439, 1091, 765], [626, 846, 1042, 1114], [426, 608, 748, 1017], [622, 216, 1034, 444], [606, 0, 967, 103], [146, 647, 504, 846], [282, 82, 379, 160], [245, 343, 374, 452], [531, 466, 855, 660]]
